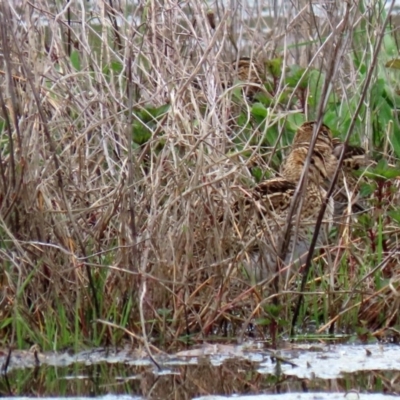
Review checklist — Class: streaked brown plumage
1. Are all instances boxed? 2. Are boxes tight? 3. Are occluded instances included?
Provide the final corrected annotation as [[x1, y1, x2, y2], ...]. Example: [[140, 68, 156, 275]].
[[227, 57, 265, 99], [238, 121, 336, 282], [284, 129, 366, 215], [281, 122, 338, 185], [232, 58, 264, 83], [191, 57, 266, 100]]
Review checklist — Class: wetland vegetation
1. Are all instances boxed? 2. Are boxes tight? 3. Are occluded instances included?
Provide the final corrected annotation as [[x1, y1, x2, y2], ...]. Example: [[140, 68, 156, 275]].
[[1, 0, 400, 396]]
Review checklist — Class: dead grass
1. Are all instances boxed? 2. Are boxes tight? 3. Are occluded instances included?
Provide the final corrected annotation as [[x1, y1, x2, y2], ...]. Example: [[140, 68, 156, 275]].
[[1, 0, 400, 350]]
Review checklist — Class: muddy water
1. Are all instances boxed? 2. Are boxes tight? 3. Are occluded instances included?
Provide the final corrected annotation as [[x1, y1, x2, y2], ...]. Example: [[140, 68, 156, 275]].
[[1, 343, 400, 398]]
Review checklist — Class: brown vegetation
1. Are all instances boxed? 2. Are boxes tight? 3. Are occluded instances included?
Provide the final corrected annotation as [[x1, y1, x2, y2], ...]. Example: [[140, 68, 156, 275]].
[[0, 0, 400, 350]]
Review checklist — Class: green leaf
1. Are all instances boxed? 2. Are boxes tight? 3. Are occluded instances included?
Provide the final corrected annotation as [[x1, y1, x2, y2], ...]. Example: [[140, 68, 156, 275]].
[[251, 103, 268, 118], [255, 317, 272, 326], [359, 182, 376, 197], [231, 85, 244, 100], [383, 33, 397, 58], [275, 90, 290, 106], [253, 91, 272, 107], [102, 61, 124, 75], [132, 122, 152, 145], [148, 103, 170, 118], [285, 65, 310, 89], [391, 131, 400, 158], [285, 113, 305, 131], [135, 104, 170, 124], [362, 159, 400, 180], [382, 87, 400, 109], [251, 167, 263, 182], [263, 303, 282, 317], [236, 112, 250, 129], [388, 209, 400, 225], [307, 69, 325, 108], [70, 50, 81, 71], [357, 213, 372, 229], [264, 124, 279, 146], [323, 111, 340, 134], [370, 78, 385, 98], [111, 61, 123, 74], [265, 58, 283, 78]]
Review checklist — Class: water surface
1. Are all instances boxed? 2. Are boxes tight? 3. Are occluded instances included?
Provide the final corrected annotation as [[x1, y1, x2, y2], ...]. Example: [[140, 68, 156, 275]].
[[1, 343, 400, 398]]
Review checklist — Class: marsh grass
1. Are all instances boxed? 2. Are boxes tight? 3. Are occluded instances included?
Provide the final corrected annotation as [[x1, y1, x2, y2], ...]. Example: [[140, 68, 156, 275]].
[[1, 0, 400, 351]]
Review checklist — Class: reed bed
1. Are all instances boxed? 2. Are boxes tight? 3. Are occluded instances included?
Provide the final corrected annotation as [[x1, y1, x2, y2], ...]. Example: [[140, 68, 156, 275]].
[[1, 0, 400, 350]]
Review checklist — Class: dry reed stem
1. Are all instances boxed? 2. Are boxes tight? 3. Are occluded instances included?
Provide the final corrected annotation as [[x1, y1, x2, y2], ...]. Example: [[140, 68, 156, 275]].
[[0, 0, 399, 346]]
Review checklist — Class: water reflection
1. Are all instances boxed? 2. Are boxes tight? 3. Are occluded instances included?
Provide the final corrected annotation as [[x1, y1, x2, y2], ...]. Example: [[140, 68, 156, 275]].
[[1, 344, 400, 397]]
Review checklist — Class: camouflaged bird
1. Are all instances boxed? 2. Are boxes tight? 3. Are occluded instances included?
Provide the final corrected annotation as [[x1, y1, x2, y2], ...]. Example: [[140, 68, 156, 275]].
[[284, 131, 366, 216], [191, 56, 267, 101], [236, 121, 337, 283], [228, 57, 265, 98]]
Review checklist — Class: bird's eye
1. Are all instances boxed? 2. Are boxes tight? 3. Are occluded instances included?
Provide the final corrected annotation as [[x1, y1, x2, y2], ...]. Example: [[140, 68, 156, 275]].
[[320, 125, 331, 137]]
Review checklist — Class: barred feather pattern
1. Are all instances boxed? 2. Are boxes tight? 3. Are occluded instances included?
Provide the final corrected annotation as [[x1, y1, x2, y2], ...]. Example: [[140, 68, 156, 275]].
[[239, 122, 337, 283], [227, 57, 266, 98]]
